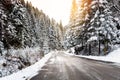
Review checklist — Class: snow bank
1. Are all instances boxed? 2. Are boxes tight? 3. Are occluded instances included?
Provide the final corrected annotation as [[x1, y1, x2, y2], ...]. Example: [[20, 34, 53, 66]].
[[0, 51, 53, 80], [78, 48, 120, 63], [65, 47, 120, 63], [0, 47, 44, 77]]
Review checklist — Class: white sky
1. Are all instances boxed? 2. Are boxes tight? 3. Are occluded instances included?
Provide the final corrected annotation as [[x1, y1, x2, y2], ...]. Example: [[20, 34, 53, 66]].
[[25, 0, 72, 26]]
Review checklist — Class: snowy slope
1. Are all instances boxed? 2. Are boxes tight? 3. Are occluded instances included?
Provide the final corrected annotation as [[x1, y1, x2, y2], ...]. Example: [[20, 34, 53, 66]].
[[77, 48, 120, 63], [0, 52, 53, 80], [0, 47, 44, 77], [65, 47, 120, 63]]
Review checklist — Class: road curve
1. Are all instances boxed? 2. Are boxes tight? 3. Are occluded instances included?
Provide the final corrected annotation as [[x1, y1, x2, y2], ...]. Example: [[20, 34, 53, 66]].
[[31, 51, 120, 80]]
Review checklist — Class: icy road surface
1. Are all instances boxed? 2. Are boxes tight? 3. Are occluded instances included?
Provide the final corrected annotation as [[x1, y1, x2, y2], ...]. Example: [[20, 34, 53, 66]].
[[31, 51, 120, 80]]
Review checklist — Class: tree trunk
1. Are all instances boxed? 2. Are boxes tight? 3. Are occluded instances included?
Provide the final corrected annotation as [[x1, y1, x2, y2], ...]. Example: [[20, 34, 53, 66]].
[[89, 44, 91, 55]]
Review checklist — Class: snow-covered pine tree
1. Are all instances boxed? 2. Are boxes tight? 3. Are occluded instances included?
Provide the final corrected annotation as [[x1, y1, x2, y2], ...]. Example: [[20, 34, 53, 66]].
[[70, 0, 78, 24], [0, 0, 64, 76], [65, 0, 120, 55]]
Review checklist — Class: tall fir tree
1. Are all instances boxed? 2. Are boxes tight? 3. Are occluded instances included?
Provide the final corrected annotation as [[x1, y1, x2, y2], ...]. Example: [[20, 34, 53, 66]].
[[70, 0, 78, 23]]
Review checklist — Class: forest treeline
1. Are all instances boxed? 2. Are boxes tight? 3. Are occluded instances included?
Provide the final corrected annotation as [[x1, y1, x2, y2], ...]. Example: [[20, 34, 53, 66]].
[[64, 0, 120, 56], [0, 0, 64, 55], [0, 0, 64, 76]]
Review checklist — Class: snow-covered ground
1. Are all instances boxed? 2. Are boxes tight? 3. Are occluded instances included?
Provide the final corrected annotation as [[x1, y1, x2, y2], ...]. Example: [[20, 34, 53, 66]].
[[79, 48, 120, 63], [0, 51, 53, 80], [0, 48, 120, 80], [66, 48, 120, 63], [0, 47, 44, 77]]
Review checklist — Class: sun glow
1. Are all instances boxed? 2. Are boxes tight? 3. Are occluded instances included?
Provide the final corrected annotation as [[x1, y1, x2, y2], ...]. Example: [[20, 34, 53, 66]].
[[25, 0, 72, 26]]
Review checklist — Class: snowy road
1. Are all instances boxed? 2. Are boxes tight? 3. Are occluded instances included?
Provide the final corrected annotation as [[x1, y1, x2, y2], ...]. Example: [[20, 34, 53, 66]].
[[31, 51, 120, 80]]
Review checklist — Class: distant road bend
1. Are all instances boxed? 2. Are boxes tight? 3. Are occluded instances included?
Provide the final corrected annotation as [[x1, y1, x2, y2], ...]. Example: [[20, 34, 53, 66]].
[[31, 51, 120, 80]]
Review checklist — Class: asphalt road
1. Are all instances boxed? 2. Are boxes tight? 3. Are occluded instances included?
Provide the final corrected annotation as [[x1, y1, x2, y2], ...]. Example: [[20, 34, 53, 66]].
[[31, 51, 120, 80]]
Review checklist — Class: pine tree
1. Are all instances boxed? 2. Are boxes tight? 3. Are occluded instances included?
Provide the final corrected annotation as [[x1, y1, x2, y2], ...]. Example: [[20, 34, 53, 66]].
[[70, 0, 78, 23], [75, 0, 92, 26]]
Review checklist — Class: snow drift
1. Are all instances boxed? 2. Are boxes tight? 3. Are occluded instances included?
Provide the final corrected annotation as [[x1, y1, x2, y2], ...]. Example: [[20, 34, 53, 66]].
[[0, 51, 53, 80], [78, 48, 120, 63]]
